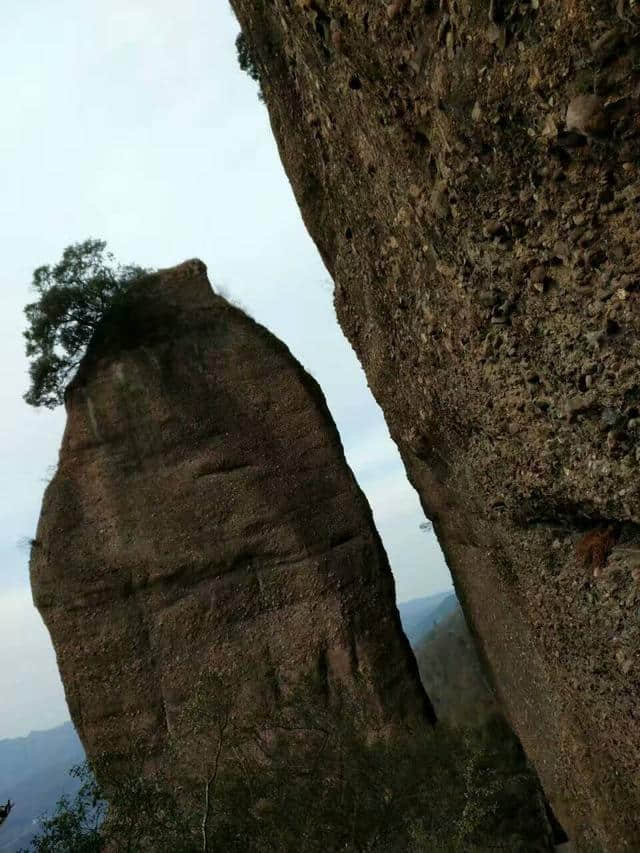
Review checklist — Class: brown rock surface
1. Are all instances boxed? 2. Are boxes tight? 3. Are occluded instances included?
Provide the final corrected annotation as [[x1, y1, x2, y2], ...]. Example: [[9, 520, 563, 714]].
[[31, 260, 431, 785], [230, 1, 640, 848]]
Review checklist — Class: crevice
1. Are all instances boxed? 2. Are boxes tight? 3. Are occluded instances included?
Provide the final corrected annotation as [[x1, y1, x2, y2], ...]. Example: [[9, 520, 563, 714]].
[[544, 797, 569, 844], [328, 530, 359, 549], [193, 461, 257, 478]]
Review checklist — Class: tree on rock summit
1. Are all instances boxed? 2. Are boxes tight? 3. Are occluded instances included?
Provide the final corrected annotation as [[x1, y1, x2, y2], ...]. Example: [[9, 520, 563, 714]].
[[23, 239, 149, 408]]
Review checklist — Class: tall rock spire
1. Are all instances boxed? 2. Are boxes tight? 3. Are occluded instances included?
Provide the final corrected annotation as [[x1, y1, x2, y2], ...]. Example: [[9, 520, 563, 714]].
[[31, 260, 431, 786]]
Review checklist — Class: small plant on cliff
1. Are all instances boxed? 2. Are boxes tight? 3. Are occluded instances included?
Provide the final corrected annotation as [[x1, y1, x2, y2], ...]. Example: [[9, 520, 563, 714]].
[[575, 525, 619, 574], [235, 31, 264, 101], [23, 239, 149, 408], [0, 800, 13, 830]]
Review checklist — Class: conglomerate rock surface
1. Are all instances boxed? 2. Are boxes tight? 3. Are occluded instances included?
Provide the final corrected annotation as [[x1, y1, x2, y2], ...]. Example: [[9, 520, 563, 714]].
[[230, 1, 640, 847], [31, 260, 431, 786]]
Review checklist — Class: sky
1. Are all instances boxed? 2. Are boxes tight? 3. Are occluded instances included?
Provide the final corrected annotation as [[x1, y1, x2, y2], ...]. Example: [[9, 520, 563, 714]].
[[0, 0, 451, 739]]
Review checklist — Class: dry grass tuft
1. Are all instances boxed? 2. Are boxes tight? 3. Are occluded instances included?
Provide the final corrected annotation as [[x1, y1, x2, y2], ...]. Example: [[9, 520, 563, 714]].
[[575, 526, 618, 573]]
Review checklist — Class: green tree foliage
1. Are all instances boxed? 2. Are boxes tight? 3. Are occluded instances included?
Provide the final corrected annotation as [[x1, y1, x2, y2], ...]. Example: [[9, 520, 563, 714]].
[[23, 671, 555, 852], [23, 239, 148, 408], [19, 764, 103, 853], [21, 760, 194, 853], [235, 32, 264, 101]]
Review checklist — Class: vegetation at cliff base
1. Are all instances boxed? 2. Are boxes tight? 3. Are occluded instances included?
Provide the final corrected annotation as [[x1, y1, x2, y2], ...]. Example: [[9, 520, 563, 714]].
[[412, 603, 568, 849], [20, 762, 192, 853], [23, 239, 148, 408], [22, 671, 556, 852]]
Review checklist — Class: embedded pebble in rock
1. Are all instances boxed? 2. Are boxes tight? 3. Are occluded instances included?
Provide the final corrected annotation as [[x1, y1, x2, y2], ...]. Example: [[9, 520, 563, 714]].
[[565, 95, 608, 138]]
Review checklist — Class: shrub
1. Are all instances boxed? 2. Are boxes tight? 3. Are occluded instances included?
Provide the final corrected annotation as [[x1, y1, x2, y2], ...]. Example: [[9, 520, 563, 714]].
[[575, 525, 618, 572], [235, 32, 264, 101]]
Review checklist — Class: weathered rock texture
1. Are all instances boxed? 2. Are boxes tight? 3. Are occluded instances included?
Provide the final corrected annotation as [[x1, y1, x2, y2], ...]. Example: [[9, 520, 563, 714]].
[[230, 1, 640, 848], [31, 260, 431, 784]]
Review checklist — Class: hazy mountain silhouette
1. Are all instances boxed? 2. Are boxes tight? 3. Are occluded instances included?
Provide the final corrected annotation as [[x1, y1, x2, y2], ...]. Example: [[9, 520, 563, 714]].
[[0, 722, 84, 852], [397, 590, 456, 646]]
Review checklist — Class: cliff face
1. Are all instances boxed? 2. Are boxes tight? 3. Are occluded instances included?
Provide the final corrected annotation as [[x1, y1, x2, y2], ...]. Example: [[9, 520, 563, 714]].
[[31, 261, 431, 784], [229, 2, 640, 848]]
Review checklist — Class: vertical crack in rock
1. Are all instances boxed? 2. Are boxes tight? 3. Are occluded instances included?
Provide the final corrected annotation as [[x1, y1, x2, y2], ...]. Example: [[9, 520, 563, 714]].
[[30, 260, 432, 789], [230, 1, 640, 847]]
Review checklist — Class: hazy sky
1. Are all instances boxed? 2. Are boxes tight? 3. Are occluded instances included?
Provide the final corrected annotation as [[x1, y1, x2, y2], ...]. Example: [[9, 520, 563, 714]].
[[0, 1, 451, 739]]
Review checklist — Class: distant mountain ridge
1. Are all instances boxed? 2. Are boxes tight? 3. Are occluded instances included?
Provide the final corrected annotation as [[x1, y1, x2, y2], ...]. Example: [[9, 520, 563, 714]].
[[0, 721, 84, 853], [397, 590, 456, 645]]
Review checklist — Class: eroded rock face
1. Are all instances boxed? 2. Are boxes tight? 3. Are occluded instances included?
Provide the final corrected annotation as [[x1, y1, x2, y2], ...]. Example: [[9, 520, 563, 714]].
[[31, 260, 431, 784], [230, 2, 640, 847]]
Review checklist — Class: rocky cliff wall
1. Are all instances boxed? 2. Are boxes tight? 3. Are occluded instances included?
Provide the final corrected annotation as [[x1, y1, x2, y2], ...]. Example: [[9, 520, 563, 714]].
[[230, 2, 640, 847], [30, 260, 431, 786]]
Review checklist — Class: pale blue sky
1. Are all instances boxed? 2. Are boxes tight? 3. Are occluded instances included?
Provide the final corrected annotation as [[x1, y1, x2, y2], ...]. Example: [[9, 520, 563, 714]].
[[0, 0, 451, 738]]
